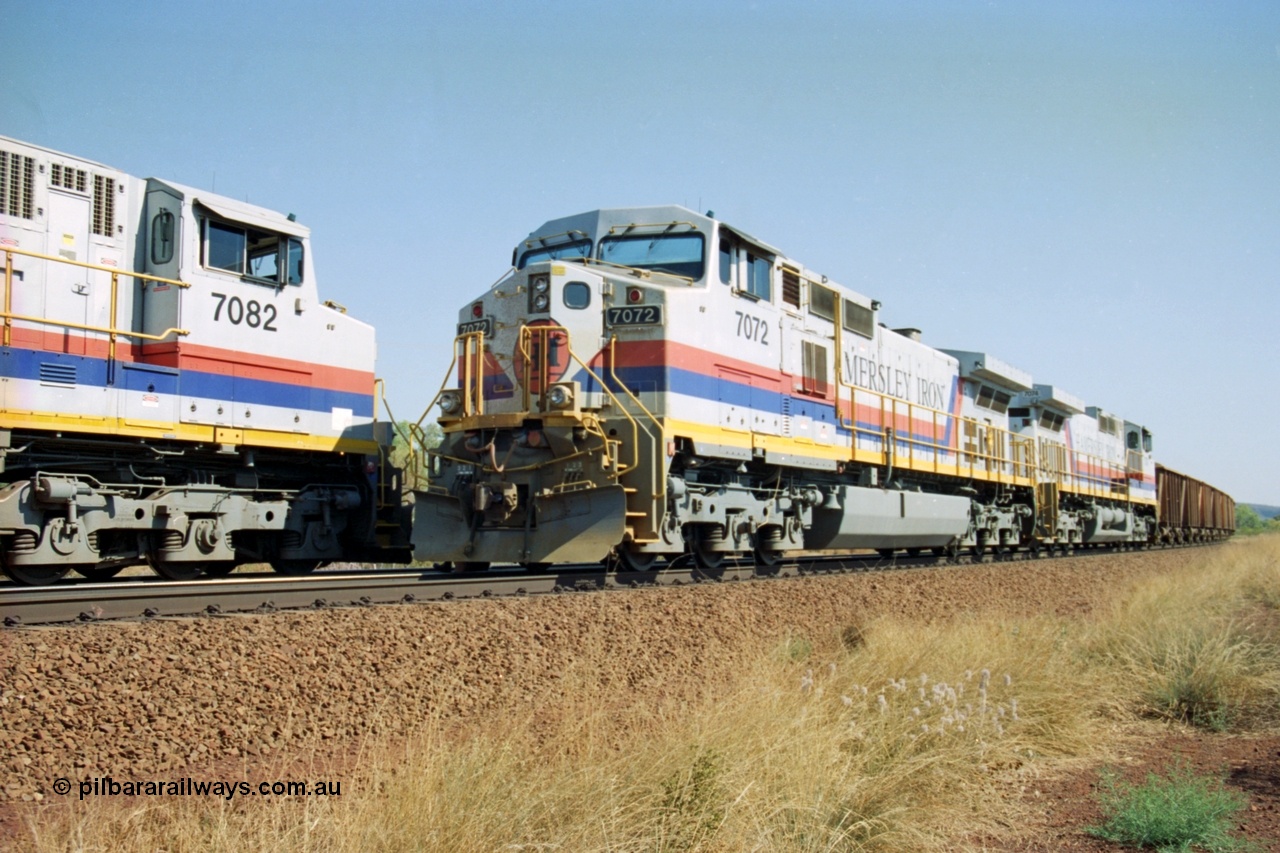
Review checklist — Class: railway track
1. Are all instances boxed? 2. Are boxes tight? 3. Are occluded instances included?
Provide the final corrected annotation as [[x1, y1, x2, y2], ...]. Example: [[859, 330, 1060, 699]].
[[0, 540, 1223, 627]]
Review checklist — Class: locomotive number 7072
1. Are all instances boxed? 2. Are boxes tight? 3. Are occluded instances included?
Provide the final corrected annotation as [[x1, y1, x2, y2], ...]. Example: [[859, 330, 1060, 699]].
[[735, 311, 769, 345], [605, 305, 662, 326]]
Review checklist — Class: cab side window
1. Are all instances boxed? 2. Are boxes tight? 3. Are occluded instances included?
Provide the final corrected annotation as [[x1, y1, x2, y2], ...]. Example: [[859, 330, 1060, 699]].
[[745, 252, 771, 300], [719, 236, 736, 286], [203, 218, 304, 286]]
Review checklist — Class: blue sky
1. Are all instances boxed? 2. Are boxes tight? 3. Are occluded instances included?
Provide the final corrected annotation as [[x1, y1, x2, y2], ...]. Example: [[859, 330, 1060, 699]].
[[6, 0, 1278, 502]]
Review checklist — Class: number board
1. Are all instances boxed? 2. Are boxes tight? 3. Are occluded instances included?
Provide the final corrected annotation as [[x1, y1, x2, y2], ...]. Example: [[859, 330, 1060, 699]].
[[456, 318, 492, 336], [605, 305, 663, 327]]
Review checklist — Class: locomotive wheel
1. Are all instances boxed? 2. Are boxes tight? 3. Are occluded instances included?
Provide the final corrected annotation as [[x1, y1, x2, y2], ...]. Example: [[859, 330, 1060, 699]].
[[454, 561, 491, 573], [520, 561, 552, 573], [692, 543, 724, 570], [145, 553, 234, 581], [269, 559, 320, 576], [74, 564, 125, 582], [754, 547, 783, 568], [2, 561, 72, 586], [616, 549, 658, 572], [148, 562, 203, 581]]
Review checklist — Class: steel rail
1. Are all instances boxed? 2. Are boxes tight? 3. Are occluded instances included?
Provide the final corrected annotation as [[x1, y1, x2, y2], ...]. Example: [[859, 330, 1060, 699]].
[[0, 540, 1227, 628]]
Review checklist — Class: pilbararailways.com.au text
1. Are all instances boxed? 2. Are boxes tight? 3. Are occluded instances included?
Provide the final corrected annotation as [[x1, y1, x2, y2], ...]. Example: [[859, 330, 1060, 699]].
[[53, 776, 342, 801]]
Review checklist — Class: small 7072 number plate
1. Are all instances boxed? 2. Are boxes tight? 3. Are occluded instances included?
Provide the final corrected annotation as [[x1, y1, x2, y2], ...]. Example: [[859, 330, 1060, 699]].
[[456, 318, 492, 336], [605, 305, 663, 327]]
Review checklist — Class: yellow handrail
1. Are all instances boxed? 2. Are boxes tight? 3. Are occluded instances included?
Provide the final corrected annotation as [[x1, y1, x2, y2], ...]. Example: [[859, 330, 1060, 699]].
[[799, 358, 1146, 504], [2, 246, 190, 354], [517, 324, 642, 478], [604, 335, 666, 501]]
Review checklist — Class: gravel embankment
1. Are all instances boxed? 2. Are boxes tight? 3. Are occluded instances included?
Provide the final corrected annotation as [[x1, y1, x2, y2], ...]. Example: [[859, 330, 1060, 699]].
[[1, 549, 1208, 805]]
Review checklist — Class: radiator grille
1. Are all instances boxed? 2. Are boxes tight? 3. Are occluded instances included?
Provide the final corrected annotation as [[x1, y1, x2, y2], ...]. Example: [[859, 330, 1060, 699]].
[[0, 150, 35, 219], [92, 174, 115, 236], [51, 163, 88, 193]]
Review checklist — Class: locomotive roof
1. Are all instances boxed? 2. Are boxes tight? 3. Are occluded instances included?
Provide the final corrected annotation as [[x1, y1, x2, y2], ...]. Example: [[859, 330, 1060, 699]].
[[153, 180, 311, 239], [521, 205, 782, 256]]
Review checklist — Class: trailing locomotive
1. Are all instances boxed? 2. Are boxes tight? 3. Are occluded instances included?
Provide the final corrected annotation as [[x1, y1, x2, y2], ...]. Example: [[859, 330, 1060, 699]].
[[413, 205, 1234, 569], [0, 136, 409, 584]]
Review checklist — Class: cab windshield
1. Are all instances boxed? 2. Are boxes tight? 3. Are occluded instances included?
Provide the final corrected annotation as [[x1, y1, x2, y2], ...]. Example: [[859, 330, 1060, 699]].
[[518, 238, 592, 269], [598, 233, 704, 279]]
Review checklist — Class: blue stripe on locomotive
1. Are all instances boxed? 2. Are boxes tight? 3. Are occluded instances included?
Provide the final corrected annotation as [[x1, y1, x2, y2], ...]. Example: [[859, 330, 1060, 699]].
[[575, 363, 959, 447], [0, 347, 374, 416]]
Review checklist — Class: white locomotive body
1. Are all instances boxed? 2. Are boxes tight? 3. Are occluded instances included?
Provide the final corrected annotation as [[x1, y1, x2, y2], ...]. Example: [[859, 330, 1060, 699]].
[[415, 205, 1160, 570]]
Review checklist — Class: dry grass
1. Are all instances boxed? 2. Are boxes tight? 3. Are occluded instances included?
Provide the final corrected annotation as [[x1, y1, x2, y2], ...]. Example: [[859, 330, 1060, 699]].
[[1087, 537, 1280, 732], [17, 537, 1280, 852]]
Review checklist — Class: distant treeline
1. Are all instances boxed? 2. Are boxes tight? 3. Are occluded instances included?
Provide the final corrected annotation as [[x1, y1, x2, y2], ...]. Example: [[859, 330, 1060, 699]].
[[1238, 504, 1280, 534]]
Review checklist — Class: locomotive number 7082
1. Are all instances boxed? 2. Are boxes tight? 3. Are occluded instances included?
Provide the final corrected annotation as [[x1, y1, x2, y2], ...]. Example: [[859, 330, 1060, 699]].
[[211, 292, 279, 332]]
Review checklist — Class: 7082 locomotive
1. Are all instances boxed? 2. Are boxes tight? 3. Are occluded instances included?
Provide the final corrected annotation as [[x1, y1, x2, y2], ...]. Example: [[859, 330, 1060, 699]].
[[412, 205, 1233, 569], [0, 136, 408, 584]]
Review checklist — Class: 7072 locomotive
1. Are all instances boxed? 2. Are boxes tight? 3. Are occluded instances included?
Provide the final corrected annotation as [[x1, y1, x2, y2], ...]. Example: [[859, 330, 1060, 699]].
[[412, 205, 1234, 569]]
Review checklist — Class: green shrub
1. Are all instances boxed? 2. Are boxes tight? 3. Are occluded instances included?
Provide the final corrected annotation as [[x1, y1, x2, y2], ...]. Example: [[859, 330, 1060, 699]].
[[656, 748, 725, 851], [1088, 763, 1256, 852]]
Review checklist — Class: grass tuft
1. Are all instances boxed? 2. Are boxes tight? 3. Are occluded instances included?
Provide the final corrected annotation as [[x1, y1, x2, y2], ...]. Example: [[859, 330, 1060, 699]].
[[1086, 538, 1280, 733]]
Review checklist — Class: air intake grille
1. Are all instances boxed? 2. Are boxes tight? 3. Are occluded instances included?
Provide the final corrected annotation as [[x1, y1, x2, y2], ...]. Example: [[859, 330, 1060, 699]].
[[39, 362, 77, 387], [801, 341, 830, 397], [0, 150, 35, 219], [92, 175, 115, 236], [51, 163, 88, 193], [781, 268, 800, 308]]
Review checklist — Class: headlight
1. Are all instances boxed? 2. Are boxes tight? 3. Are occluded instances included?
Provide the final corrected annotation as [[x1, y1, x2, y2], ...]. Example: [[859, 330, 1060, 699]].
[[548, 384, 574, 409], [439, 390, 462, 415], [533, 293, 550, 311], [531, 275, 550, 293]]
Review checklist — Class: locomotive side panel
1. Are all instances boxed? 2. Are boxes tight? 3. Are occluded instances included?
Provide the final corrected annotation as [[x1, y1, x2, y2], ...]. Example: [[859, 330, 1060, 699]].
[[0, 139, 144, 425]]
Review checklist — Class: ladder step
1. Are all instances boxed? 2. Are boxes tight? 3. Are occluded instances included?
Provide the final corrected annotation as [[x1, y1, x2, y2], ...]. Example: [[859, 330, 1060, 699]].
[[625, 511, 647, 518], [622, 487, 638, 493]]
